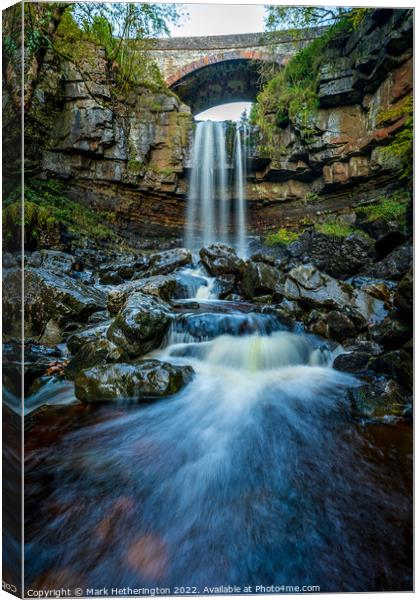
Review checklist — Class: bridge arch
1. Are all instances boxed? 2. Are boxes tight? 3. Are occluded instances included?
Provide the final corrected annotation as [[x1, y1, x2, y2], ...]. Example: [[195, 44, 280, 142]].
[[168, 52, 280, 115], [150, 30, 323, 115]]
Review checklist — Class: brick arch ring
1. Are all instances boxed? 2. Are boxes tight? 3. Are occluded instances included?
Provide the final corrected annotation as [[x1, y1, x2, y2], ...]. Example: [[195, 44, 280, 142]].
[[166, 49, 281, 87]]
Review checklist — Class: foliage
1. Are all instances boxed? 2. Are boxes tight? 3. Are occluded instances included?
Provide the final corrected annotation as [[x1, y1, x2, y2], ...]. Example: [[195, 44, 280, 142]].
[[264, 6, 371, 32], [265, 228, 300, 246], [3, 179, 127, 251], [314, 222, 362, 238], [251, 32, 329, 147], [377, 97, 413, 180], [252, 8, 372, 154], [304, 192, 320, 204], [356, 191, 410, 227], [25, 3, 183, 97]]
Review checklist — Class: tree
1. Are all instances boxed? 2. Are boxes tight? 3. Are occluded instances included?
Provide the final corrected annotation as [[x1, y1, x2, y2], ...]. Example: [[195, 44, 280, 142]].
[[264, 6, 371, 32], [18, 2, 184, 107]]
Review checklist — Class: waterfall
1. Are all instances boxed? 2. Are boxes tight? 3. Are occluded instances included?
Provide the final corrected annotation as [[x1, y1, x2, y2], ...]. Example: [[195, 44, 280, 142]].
[[185, 121, 229, 252], [185, 120, 248, 256], [234, 124, 247, 257]]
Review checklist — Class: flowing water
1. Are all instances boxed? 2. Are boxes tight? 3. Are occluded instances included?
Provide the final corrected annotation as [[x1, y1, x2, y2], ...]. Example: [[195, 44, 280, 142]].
[[234, 125, 247, 258], [185, 121, 248, 256], [24, 268, 412, 593]]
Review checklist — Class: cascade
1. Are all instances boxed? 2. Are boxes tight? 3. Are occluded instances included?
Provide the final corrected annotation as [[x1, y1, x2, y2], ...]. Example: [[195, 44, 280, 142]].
[[185, 120, 248, 256], [233, 123, 248, 257]]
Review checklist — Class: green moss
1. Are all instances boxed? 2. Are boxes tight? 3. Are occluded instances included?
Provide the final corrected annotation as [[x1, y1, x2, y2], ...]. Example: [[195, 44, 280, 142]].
[[356, 191, 410, 227], [3, 179, 131, 251], [377, 97, 413, 181], [314, 222, 371, 239], [265, 228, 300, 246], [148, 165, 175, 176]]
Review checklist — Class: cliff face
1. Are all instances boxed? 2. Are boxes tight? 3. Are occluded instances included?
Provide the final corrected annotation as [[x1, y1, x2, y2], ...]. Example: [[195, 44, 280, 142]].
[[31, 8, 412, 240], [247, 9, 413, 232], [37, 44, 193, 238]]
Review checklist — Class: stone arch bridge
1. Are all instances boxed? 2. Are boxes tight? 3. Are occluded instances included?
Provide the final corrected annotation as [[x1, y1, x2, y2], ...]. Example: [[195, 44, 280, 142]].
[[150, 29, 324, 114]]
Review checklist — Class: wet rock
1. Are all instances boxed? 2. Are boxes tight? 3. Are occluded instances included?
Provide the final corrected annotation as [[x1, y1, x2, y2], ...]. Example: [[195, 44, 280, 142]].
[[369, 341, 413, 390], [249, 252, 276, 266], [74, 360, 194, 402], [241, 261, 285, 299], [283, 265, 387, 327], [364, 242, 412, 280], [146, 248, 192, 276], [3, 253, 18, 269], [333, 352, 370, 373], [107, 293, 172, 357], [288, 231, 376, 279], [349, 377, 411, 423], [213, 274, 236, 299], [357, 215, 405, 257], [3, 268, 106, 339], [173, 271, 208, 300], [394, 267, 413, 319], [252, 295, 273, 305], [27, 250, 76, 275], [3, 341, 62, 395], [326, 310, 357, 342], [199, 243, 244, 276], [170, 312, 279, 342], [39, 319, 63, 346], [71, 271, 95, 286], [369, 317, 411, 350], [99, 270, 124, 285], [67, 339, 125, 376], [87, 310, 110, 324], [107, 275, 177, 315], [67, 321, 112, 354], [349, 276, 396, 301]]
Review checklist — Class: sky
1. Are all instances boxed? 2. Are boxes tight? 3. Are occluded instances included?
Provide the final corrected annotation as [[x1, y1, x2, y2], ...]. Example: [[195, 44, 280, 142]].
[[168, 3, 266, 37], [167, 4, 266, 120]]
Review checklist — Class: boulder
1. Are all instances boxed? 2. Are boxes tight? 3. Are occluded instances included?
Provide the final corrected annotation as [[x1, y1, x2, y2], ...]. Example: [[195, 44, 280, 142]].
[[288, 231, 376, 279], [67, 321, 112, 354], [173, 271, 208, 300], [71, 271, 95, 286], [3, 268, 106, 339], [333, 352, 370, 373], [349, 377, 411, 423], [394, 267, 413, 319], [27, 250, 76, 275], [107, 293, 172, 357], [349, 276, 396, 302], [364, 242, 412, 280], [199, 243, 244, 276], [99, 270, 124, 285], [369, 317, 411, 350], [74, 360, 194, 402], [98, 256, 150, 282], [369, 341, 413, 390], [107, 275, 177, 315], [325, 310, 356, 342], [145, 248, 192, 276], [283, 265, 387, 326], [67, 339, 125, 376], [240, 261, 285, 299], [213, 274, 236, 299]]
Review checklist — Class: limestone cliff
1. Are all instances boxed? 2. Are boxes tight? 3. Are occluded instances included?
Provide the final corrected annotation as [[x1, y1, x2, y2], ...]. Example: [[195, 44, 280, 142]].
[[34, 44, 193, 238], [248, 9, 413, 232]]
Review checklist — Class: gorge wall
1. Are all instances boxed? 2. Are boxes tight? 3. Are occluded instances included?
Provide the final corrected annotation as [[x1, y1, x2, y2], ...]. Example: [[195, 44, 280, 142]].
[[33, 8, 412, 242]]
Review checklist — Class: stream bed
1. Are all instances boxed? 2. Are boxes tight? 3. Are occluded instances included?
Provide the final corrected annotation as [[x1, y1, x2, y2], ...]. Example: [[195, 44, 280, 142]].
[[23, 267, 412, 593]]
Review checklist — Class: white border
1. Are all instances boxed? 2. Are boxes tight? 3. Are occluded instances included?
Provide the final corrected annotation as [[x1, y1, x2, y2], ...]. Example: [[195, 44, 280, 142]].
[[0, 1, 416, 600]]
